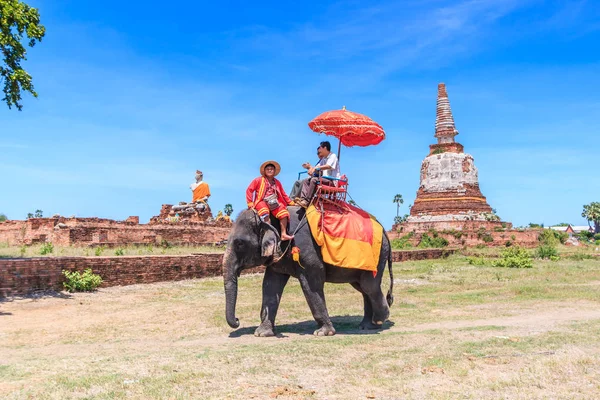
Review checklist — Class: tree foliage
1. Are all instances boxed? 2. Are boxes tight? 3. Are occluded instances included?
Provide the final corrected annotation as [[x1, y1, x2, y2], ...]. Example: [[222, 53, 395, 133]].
[[0, 0, 45, 110], [392, 193, 403, 217], [223, 204, 233, 217], [0, 213, 7, 221], [582, 202, 600, 233], [26, 209, 42, 219], [394, 214, 408, 225]]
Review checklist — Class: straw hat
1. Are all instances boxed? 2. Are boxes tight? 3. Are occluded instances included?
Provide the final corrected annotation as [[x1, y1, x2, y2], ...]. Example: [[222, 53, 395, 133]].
[[260, 160, 281, 176]]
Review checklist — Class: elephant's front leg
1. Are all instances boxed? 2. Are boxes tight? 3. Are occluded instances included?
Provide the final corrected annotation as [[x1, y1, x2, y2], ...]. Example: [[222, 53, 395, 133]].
[[298, 274, 336, 336], [255, 267, 290, 337]]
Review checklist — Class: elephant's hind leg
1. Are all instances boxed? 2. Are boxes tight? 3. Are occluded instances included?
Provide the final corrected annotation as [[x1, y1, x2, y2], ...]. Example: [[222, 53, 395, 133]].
[[255, 268, 290, 337], [359, 275, 390, 327], [351, 282, 381, 330]]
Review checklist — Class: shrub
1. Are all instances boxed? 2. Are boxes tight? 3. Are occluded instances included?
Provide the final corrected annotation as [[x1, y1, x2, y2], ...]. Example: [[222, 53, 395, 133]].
[[115, 248, 125, 256], [432, 148, 445, 155], [493, 227, 505, 232], [511, 235, 516, 241], [538, 229, 567, 245], [594, 233, 600, 241], [475, 244, 486, 249], [578, 231, 594, 242], [391, 233, 414, 249], [94, 246, 105, 256], [160, 239, 172, 249], [19, 245, 27, 257], [477, 228, 493, 243], [549, 255, 560, 262], [418, 232, 448, 248], [536, 244, 558, 259], [441, 229, 463, 239], [62, 269, 103, 292], [40, 242, 54, 255], [467, 256, 486, 266], [493, 246, 533, 268]]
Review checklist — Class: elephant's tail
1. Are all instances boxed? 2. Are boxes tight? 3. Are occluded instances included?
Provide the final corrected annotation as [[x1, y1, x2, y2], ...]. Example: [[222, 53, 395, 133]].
[[384, 231, 394, 308]]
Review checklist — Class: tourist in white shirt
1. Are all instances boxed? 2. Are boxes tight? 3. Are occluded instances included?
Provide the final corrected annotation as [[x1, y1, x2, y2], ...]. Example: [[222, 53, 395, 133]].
[[295, 141, 340, 207]]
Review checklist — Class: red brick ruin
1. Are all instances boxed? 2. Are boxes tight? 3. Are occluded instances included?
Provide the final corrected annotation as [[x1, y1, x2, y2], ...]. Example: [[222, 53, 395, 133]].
[[392, 83, 539, 247], [0, 206, 231, 248]]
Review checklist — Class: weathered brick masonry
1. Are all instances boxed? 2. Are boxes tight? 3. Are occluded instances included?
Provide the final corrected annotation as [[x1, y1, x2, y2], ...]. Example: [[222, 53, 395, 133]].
[[0, 217, 231, 247], [0, 249, 452, 297]]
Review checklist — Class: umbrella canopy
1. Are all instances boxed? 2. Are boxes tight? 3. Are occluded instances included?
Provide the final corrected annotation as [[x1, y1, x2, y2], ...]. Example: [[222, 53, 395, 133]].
[[308, 106, 385, 147]]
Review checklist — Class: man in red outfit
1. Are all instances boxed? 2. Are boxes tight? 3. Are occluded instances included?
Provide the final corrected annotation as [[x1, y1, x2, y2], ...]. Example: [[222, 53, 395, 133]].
[[246, 160, 295, 241]]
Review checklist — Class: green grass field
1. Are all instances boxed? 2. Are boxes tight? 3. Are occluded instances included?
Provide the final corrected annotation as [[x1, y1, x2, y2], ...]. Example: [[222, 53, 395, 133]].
[[1, 253, 599, 399]]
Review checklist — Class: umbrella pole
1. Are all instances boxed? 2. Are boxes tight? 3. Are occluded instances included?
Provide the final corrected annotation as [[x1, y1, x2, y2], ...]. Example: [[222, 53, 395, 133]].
[[337, 139, 342, 162]]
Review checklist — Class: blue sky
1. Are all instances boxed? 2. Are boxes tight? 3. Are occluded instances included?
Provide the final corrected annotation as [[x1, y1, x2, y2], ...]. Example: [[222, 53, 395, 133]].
[[1, 0, 598, 229]]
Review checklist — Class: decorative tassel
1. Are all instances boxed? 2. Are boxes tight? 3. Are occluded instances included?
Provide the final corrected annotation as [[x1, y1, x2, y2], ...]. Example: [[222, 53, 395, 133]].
[[291, 247, 303, 268]]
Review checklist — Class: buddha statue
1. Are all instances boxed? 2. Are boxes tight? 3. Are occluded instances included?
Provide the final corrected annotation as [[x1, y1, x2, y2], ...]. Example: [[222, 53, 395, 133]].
[[190, 170, 211, 204], [171, 170, 212, 215]]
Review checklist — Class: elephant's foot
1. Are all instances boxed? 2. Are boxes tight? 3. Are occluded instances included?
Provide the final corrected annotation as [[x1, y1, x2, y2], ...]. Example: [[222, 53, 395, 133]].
[[254, 323, 276, 337], [313, 325, 336, 336], [359, 320, 384, 330]]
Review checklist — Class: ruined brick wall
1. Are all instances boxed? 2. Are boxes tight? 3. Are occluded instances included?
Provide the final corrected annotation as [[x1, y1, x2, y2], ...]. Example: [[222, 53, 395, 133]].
[[391, 248, 455, 262], [394, 219, 510, 234], [0, 217, 231, 247], [0, 254, 235, 297], [389, 226, 540, 248], [0, 250, 451, 297], [0, 219, 61, 246]]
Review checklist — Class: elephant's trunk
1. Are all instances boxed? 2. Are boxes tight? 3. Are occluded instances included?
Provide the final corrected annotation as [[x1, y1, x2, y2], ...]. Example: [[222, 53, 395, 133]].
[[223, 248, 240, 328], [225, 276, 239, 328]]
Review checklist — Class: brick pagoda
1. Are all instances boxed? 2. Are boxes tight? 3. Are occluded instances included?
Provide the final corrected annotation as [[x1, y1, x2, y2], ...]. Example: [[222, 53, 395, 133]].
[[395, 83, 512, 239]]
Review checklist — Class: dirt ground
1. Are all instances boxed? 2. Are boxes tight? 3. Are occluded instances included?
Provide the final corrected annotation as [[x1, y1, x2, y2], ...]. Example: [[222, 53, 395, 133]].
[[1, 257, 600, 399]]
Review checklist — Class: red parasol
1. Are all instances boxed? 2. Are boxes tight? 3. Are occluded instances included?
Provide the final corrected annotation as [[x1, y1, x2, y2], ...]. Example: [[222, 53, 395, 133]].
[[308, 106, 385, 159]]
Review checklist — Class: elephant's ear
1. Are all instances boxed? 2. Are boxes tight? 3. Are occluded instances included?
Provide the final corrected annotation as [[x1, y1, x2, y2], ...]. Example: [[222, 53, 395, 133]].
[[260, 222, 280, 258]]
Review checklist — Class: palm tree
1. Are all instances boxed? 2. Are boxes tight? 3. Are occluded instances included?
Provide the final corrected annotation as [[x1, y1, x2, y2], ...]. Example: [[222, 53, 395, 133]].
[[582, 202, 600, 233], [393, 194, 403, 217]]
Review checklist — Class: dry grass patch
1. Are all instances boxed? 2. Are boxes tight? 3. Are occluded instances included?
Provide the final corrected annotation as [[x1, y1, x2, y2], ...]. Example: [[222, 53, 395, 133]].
[[1, 256, 599, 399]]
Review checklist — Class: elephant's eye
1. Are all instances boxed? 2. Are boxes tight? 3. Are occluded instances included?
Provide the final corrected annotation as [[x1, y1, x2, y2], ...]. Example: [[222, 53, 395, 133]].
[[233, 238, 246, 252]]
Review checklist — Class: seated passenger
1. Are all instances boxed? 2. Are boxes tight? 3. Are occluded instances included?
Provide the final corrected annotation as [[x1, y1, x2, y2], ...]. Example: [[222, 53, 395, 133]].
[[290, 146, 321, 199], [295, 141, 341, 208], [246, 160, 295, 241]]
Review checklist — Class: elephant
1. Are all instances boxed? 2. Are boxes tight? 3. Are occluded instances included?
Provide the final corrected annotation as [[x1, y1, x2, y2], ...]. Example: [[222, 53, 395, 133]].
[[223, 206, 394, 337]]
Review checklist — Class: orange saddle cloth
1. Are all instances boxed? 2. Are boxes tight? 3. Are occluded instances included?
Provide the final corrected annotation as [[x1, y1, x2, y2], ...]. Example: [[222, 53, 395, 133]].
[[305, 202, 383, 273]]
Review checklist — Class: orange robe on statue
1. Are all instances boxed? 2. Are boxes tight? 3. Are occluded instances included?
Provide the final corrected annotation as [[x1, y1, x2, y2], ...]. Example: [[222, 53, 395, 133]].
[[192, 182, 211, 202]]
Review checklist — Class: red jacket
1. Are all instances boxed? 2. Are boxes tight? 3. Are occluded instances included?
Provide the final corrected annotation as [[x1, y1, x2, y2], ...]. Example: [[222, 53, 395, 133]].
[[246, 176, 293, 209]]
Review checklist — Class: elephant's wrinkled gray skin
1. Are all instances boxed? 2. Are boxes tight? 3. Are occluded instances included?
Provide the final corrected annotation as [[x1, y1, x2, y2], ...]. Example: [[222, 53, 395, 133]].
[[224, 207, 394, 337]]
